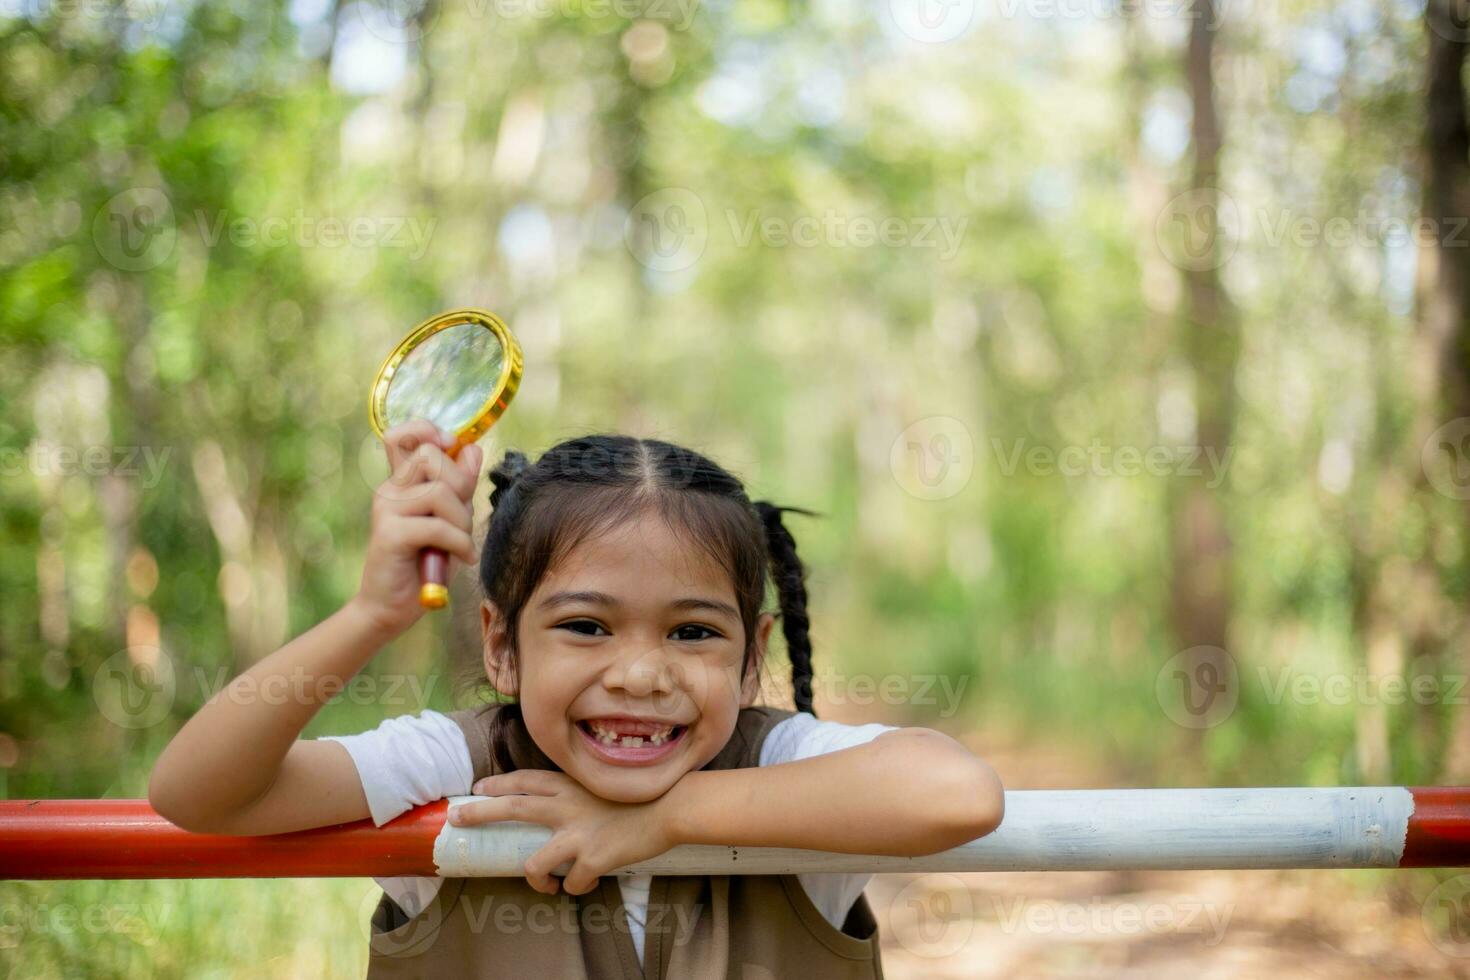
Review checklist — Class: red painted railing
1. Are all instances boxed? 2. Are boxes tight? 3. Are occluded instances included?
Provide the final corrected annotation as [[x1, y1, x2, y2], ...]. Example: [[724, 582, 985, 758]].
[[3, 787, 1468, 879], [0, 799, 446, 879]]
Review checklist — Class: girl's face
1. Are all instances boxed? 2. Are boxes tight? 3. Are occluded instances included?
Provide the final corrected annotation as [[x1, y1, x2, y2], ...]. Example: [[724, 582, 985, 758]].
[[481, 509, 774, 803]]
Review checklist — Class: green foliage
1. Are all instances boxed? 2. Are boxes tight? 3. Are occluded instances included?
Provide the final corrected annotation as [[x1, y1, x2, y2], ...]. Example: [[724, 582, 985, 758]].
[[0, 0, 1462, 973]]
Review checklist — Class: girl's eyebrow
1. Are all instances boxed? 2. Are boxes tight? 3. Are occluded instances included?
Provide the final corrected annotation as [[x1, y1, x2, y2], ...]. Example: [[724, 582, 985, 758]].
[[539, 589, 738, 619]]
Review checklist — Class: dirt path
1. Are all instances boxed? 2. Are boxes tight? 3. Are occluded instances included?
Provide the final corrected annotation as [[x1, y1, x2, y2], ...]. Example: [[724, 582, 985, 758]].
[[869, 866, 1466, 978], [838, 721, 1470, 977]]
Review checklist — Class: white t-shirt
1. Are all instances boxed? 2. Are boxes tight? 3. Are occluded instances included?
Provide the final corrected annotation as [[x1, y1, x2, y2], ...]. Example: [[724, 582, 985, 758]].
[[323, 710, 896, 963]]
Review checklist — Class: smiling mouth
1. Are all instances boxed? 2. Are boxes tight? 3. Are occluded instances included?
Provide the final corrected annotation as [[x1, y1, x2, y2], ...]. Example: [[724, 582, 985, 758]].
[[575, 718, 689, 765]]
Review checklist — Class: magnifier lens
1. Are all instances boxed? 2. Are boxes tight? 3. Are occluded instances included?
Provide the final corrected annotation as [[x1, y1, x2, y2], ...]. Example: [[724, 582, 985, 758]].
[[382, 320, 505, 436]]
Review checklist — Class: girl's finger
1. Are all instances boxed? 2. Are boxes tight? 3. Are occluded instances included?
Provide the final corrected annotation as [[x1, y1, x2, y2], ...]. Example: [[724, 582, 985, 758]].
[[374, 445, 450, 510], [457, 443, 484, 491], [390, 442, 474, 499], [559, 858, 602, 897], [389, 480, 473, 534], [473, 771, 566, 797], [425, 442, 478, 501], [388, 517, 476, 565], [523, 835, 579, 895], [446, 793, 555, 828], [382, 421, 450, 472]]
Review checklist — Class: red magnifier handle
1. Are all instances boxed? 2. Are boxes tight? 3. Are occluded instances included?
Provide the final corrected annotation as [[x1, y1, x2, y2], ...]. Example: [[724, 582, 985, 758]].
[[418, 440, 461, 610], [419, 549, 449, 609]]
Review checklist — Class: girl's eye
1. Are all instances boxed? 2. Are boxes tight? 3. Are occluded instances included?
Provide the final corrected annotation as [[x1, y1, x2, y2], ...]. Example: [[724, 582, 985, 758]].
[[555, 621, 722, 641], [672, 624, 721, 642], [557, 620, 608, 637]]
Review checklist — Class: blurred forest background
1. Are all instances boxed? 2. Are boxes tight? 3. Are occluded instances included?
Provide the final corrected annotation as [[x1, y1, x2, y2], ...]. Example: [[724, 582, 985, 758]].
[[6, 0, 1470, 975]]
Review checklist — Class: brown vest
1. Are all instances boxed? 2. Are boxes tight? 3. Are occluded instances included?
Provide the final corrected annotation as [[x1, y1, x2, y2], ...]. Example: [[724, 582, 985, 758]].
[[365, 704, 885, 979]]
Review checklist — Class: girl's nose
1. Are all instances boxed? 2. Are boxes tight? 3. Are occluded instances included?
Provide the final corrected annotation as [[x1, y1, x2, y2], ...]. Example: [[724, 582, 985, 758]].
[[604, 645, 676, 697]]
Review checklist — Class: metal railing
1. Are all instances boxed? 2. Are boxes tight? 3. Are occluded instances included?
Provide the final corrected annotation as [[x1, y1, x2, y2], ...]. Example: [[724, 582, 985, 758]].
[[3, 786, 1466, 879]]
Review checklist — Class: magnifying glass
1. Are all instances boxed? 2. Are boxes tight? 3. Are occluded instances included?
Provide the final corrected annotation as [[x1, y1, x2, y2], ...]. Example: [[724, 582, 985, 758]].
[[368, 309, 523, 610]]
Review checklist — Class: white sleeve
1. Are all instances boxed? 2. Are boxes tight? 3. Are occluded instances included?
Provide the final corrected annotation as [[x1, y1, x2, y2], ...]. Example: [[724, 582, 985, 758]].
[[759, 712, 898, 768], [319, 710, 474, 920], [760, 713, 899, 931], [318, 709, 474, 828]]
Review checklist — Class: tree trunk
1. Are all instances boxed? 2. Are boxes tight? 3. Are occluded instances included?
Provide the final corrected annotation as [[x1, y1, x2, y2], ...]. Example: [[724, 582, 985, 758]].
[[1168, 0, 1240, 697], [1423, 0, 1470, 780]]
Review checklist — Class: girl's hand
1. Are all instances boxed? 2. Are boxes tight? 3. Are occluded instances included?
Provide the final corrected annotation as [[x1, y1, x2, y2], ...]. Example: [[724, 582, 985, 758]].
[[353, 420, 482, 637], [449, 771, 676, 896]]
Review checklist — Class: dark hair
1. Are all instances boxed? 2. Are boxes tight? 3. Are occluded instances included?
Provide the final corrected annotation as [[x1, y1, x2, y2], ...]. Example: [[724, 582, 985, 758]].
[[465, 434, 819, 770]]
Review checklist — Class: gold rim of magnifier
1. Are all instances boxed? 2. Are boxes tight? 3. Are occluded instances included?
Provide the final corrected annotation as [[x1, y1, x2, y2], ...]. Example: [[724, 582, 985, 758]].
[[367, 308, 524, 450]]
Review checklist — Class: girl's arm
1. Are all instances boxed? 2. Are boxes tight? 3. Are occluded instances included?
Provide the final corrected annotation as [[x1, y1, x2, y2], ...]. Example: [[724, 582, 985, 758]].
[[459, 726, 1003, 895], [660, 727, 1003, 856], [147, 421, 481, 836], [146, 602, 386, 835]]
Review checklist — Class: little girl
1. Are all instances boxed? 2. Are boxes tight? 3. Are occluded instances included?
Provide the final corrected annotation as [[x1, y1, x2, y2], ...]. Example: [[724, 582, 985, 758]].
[[149, 421, 1005, 978]]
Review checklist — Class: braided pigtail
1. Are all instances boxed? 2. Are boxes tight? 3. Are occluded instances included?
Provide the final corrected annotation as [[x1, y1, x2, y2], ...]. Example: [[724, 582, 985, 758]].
[[754, 501, 819, 715], [488, 449, 530, 510], [485, 450, 532, 774]]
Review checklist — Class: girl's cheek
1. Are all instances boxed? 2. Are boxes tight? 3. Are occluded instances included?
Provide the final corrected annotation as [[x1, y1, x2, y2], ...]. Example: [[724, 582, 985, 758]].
[[705, 658, 748, 706], [519, 656, 582, 713], [661, 660, 740, 715], [518, 688, 573, 747]]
